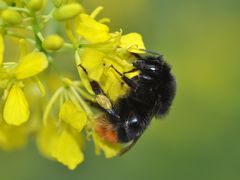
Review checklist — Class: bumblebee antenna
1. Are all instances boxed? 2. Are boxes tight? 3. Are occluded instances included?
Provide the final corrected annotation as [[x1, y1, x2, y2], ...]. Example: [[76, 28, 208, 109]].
[[139, 49, 162, 56]]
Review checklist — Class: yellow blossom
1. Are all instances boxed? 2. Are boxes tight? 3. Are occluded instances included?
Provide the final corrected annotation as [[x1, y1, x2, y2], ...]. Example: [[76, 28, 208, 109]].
[[77, 47, 136, 101], [0, 0, 150, 169], [100, 69, 129, 101], [93, 132, 122, 158], [59, 101, 87, 132], [37, 123, 84, 170], [76, 14, 110, 43], [3, 83, 30, 125], [36, 122, 58, 158], [120, 33, 146, 53], [80, 48, 104, 82], [74, 10, 145, 102], [0, 122, 29, 150], [52, 129, 84, 170], [14, 52, 48, 79]]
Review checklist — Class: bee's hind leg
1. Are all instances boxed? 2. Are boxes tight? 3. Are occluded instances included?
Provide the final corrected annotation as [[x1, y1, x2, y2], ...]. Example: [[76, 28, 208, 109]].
[[110, 65, 138, 91], [78, 64, 119, 118]]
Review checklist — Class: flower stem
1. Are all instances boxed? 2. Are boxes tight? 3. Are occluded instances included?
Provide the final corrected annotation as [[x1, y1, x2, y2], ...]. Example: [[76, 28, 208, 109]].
[[43, 87, 63, 125]]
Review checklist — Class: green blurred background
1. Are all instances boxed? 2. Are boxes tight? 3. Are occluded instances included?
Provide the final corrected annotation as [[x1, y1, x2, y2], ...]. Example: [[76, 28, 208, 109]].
[[1, 0, 240, 179]]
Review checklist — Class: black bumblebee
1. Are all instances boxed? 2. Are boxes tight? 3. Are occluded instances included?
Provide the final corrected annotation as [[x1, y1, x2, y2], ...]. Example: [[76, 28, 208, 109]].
[[80, 51, 176, 154]]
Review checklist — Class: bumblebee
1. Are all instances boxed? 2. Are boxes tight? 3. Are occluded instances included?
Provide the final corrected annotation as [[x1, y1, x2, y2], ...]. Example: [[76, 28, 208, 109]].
[[80, 51, 176, 154]]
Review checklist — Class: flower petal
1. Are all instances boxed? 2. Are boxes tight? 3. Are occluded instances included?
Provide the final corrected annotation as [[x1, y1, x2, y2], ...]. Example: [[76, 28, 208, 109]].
[[15, 52, 48, 79], [36, 122, 58, 159], [0, 34, 4, 65], [59, 101, 87, 132], [100, 68, 128, 102], [3, 84, 30, 125], [120, 33, 146, 53], [0, 122, 28, 150], [93, 132, 122, 158], [52, 129, 84, 170], [80, 48, 104, 81], [76, 14, 110, 43]]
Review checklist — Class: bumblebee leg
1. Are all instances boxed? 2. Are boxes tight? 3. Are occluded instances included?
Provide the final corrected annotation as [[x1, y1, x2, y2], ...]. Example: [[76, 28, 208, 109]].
[[110, 65, 138, 90], [90, 81, 120, 119], [78, 64, 119, 118], [78, 64, 106, 95], [123, 68, 138, 75]]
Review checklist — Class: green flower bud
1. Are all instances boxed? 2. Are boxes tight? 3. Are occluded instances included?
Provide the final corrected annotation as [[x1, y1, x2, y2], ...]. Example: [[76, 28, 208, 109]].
[[53, 3, 83, 21], [52, 0, 63, 8], [27, 0, 43, 11], [43, 35, 64, 51], [1, 9, 22, 25]]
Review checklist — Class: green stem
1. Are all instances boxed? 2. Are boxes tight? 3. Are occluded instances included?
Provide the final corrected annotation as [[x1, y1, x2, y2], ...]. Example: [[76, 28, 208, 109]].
[[43, 87, 63, 125], [8, 7, 30, 14], [31, 12, 46, 53]]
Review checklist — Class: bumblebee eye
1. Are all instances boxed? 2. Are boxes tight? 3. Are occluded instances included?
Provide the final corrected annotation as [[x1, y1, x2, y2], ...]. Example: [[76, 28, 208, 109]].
[[127, 116, 139, 130]]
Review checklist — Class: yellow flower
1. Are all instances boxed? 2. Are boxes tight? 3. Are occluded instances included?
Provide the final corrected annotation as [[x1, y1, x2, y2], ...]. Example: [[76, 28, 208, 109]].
[[39, 78, 91, 169], [76, 46, 137, 101], [0, 121, 29, 150], [76, 14, 110, 43], [52, 129, 84, 170], [3, 83, 30, 125], [120, 33, 146, 53], [37, 122, 84, 170], [14, 52, 48, 79], [74, 7, 145, 102], [100, 69, 129, 101], [59, 101, 87, 132], [93, 132, 122, 158], [36, 121, 58, 158], [2, 51, 48, 125]]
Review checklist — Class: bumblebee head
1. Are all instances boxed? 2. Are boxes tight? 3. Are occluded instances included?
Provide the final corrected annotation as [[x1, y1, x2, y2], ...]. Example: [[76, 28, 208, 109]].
[[116, 112, 144, 143]]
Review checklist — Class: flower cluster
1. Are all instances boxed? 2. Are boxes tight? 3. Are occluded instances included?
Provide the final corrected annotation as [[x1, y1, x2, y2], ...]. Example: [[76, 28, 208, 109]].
[[0, 0, 146, 170]]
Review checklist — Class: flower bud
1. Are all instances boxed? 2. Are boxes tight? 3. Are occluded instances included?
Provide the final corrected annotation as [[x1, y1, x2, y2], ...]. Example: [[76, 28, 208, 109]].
[[43, 35, 64, 51], [52, 0, 63, 8], [53, 3, 83, 21], [27, 0, 43, 11], [1, 9, 22, 25]]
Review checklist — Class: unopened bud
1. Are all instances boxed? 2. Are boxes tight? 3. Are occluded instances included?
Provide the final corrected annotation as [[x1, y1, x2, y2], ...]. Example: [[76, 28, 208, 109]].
[[1, 9, 22, 25], [53, 3, 83, 21], [27, 0, 43, 11], [43, 35, 64, 51]]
